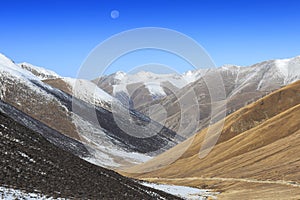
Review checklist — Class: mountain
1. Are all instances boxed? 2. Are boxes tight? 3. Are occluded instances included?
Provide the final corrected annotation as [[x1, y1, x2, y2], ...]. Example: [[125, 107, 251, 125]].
[[125, 80, 300, 200], [0, 109, 181, 199], [0, 54, 80, 140], [95, 71, 186, 108], [134, 56, 300, 137], [42, 77, 182, 163], [0, 53, 179, 169]]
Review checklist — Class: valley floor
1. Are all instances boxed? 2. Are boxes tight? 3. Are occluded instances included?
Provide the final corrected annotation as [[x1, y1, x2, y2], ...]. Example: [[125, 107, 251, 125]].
[[141, 177, 300, 200]]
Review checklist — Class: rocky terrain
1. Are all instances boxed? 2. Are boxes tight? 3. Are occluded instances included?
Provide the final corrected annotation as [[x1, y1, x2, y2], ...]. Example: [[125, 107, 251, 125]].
[[0, 109, 181, 199]]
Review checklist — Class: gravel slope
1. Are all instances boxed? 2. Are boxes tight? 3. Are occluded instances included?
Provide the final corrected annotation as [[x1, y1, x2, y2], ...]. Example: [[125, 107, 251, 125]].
[[0, 110, 181, 199]]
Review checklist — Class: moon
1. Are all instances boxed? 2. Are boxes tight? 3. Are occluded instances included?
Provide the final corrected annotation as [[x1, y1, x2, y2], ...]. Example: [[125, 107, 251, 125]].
[[111, 10, 120, 19]]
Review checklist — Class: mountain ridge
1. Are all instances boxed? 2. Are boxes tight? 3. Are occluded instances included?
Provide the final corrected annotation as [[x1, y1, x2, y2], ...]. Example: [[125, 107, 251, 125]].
[[0, 53, 180, 169]]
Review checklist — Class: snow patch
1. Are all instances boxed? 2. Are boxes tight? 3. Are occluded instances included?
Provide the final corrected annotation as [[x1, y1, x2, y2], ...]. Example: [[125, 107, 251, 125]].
[[275, 59, 289, 77], [145, 82, 166, 97], [0, 186, 64, 199], [18, 151, 36, 163], [62, 77, 113, 106], [140, 182, 218, 200], [182, 69, 208, 84], [110, 70, 189, 91]]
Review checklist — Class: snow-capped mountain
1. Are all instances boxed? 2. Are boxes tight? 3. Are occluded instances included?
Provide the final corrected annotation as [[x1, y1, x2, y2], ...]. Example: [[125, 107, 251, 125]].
[[0, 53, 179, 169], [98, 56, 300, 98], [0, 53, 80, 140], [96, 56, 300, 111], [99, 71, 187, 90], [135, 56, 300, 136], [95, 71, 186, 108], [215, 56, 300, 97]]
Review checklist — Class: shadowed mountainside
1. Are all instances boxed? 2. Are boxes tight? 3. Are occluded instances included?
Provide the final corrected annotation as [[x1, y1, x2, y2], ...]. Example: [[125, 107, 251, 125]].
[[0, 110, 181, 199]]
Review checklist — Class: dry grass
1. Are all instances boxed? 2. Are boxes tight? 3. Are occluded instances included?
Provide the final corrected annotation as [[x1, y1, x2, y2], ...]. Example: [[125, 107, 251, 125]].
[[122, 81, 300, 199]]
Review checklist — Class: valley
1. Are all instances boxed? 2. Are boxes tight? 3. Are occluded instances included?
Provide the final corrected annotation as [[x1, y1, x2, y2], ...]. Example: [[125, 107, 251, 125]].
[[0, 53, 299, 199]]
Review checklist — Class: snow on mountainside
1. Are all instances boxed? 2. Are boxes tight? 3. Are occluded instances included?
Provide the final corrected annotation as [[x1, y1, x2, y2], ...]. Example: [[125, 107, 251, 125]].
[[99, 56, 300, 93], [0, 55, 37, 80], [17, 60, 115, 111], [227, 56, 300, 96], [182, 68, 210, 85], [0, 54, 134, 167], [144, 82, 166, 97], [96, 71, 185, 98], [0, 53, 179, 169], [96, 71, 188, 108], [63, 78, 113, 101], [0, 186, 63, 200], [61, 77, 114, 110], [0, 54, 81, 139], [133, 55, 300, 137], [274, 56, 300, 84], [18, 62, 60, 80], [96, 56, 300, 112], [0, 54, 58, 101], [111, 71, 187, 89]]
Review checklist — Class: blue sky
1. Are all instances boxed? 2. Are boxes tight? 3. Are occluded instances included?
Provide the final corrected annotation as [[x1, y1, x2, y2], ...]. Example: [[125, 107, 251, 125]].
[[1, 0, 300, 77]]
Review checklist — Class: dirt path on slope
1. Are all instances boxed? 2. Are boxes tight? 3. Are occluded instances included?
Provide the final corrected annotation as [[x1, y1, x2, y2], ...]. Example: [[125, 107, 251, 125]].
[[142, 177, 300, 188]]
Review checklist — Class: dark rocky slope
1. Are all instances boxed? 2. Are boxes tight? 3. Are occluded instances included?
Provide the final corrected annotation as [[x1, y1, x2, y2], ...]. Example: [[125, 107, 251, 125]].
[[0, 99, 89, 158], [0, 110, 181, 199]]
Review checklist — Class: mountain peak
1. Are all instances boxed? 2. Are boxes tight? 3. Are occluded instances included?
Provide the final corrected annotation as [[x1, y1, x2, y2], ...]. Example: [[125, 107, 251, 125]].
[[0, 54, 37, 80]]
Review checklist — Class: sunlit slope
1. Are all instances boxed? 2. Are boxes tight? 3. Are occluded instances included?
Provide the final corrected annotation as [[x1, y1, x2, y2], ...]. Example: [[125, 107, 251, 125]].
[[125, 80, 300, 182]]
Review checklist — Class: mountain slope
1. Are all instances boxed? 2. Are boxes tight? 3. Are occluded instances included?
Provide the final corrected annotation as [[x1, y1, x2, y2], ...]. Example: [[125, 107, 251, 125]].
[[0, 53, 180, 168], [0, 54, 79, 140], [0, 110, 181, 199], [125, 80, 300, 199], [0, 99, 89, 158], [136, 56, 300, 136], [44, 77, 113, 110], [42, 77, 181, 155]]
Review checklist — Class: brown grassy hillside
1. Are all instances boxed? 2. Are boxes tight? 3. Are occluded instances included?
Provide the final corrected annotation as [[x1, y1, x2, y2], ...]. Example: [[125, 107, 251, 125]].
[[123, 80, 300, 199]]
